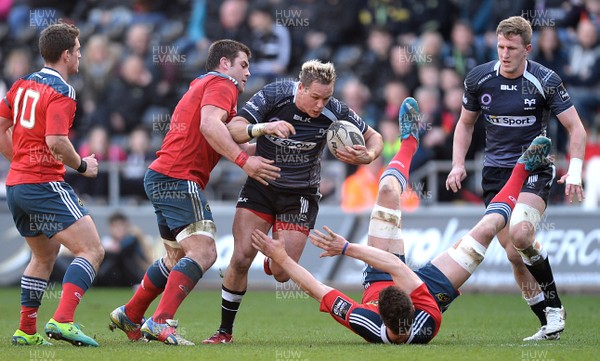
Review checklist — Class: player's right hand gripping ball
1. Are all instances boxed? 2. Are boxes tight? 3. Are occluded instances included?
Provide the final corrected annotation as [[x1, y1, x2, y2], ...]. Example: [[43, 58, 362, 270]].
[[327, 120, 364, 160]]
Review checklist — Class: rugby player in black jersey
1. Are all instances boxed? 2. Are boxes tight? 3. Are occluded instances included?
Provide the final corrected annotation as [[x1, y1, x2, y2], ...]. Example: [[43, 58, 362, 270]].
[[446, 16, 586, 340], [203, 60, 383, 344]]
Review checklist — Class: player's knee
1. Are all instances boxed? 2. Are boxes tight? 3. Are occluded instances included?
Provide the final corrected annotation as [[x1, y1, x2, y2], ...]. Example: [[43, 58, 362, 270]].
[[474, 220, 499, 243], [447, 235, 487, 274], [228, 253, 254, 274], [378, 177, 401, 199], [200, 244, 217, 270], [86, 242, 105, 268], [184, 240, 217, 271], [514, 240, 547, 266], [505, 245, 525, 266], [368, 205, 402, 240], [31, 246, 60, 268], [509, 225, 535, 250], [509, 204, 540, 247]]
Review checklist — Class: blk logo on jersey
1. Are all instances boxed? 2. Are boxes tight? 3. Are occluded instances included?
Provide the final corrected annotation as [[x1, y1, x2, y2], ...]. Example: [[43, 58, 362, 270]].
[[293, 114, 311, 122], [500, 84, 517, 91], [332, 296, 352, 320]]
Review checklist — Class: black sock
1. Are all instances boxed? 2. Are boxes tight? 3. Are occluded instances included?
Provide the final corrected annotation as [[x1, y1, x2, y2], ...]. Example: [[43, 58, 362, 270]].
[[530, 300, 547, 326], [219, 285, 246, 334], [525, 257, 562, 309]]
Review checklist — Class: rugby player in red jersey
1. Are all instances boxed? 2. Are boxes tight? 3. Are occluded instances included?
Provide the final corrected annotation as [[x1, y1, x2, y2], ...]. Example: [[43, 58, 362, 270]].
[[109, 39, 292, 345], [0, 23, 103, 347], [254, 98, 553, 344]]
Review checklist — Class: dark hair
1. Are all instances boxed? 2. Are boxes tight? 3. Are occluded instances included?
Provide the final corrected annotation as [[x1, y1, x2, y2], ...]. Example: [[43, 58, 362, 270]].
[[378, 285, 414, 335], [205, 39, 251, 71], [39, 23, 80, 64]]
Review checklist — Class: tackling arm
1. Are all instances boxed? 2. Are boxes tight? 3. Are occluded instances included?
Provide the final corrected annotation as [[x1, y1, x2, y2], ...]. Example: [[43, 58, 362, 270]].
[[200, 105, 281, 185], [201, 106, 250, 161]]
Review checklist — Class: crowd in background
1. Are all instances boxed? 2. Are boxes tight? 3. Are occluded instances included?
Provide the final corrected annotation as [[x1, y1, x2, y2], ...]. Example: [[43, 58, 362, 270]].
[[0, 0, 599, 207]]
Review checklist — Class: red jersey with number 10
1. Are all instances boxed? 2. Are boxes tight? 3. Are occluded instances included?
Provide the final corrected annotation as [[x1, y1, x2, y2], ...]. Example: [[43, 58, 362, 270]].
[[0, 67, 76, 185], [149, 73, 239, 188]]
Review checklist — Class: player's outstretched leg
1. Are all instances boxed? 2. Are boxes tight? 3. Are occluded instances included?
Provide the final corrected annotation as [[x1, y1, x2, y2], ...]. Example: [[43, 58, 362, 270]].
[[141, 317, 194, 346], [45, 318, 99, 347], [365, 97, 421, 257], [108, 306, 144, 341]]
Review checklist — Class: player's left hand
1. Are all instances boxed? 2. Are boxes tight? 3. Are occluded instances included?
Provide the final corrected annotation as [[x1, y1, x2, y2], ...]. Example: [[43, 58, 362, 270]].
[[243, 156, 280, 186], [81, 154, 99, 178], [557, 173, 584, 203], [335, 145, 373, 165], [251, 229, 288, 263], [309, 226, 348, 257]]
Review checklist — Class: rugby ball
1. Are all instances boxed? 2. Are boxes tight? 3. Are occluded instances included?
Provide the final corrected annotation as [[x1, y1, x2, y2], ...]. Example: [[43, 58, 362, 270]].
[[327, 120, 365, 159]]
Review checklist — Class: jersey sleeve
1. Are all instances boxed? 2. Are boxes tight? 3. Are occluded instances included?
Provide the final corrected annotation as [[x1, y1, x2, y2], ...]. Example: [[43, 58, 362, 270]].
[[237, 82, 277, 124], [462, 69, 481, 112], [320, 289, 386, 343], [544, 72, 574, 116], [45, 94, 76, 136], [201, 78, 238, 113], [0, 94, 13, 120]]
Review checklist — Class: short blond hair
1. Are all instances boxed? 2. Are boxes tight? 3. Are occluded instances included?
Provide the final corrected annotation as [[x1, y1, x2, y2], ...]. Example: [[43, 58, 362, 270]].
[[299, 60, 336, 86], [496, 16, 532, 46]]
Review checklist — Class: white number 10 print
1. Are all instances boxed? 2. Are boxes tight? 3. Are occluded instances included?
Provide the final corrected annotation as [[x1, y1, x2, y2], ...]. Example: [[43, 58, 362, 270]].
[[13, 87, 40, 129]]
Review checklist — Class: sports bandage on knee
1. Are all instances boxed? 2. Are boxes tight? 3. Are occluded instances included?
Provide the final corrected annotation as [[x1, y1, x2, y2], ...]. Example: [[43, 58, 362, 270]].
[[447, 235, 487, 274], [162, 238, 181, 249], [368, 205, 402, 240], [515, 240, 547, 266], [175, 220, 217, 242], [509, 204, 542, 230]]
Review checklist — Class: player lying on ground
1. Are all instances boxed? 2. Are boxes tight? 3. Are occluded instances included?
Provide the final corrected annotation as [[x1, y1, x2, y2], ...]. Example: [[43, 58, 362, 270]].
[[252, 98, 555, 343]]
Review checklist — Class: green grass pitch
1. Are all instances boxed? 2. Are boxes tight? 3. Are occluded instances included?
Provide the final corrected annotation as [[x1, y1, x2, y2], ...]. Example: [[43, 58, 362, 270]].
[[0, 287, 598, 361]]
